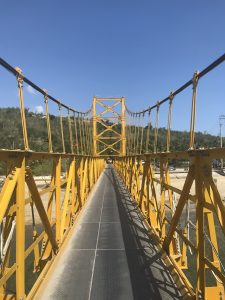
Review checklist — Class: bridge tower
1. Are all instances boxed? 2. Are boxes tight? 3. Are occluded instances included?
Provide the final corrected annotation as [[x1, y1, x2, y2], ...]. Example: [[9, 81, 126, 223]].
[[92, 97, 126, 156]]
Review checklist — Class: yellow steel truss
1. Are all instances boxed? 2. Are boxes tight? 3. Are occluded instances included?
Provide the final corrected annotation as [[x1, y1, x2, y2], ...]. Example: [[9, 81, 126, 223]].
[[0, 151, 104, 300], [0, 59, 104, 300], [92, 97, 126, 157], [0, 53, 225, 300], [113, 53, 225, 300], [114, 150, 225, 300]]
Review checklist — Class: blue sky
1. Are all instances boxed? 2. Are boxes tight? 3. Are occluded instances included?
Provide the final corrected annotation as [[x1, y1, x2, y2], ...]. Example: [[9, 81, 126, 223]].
[[0, 0, 225, 134]]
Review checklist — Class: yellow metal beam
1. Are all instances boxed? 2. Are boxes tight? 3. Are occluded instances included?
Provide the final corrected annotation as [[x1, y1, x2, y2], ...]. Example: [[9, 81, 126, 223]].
[[92, 97, 126, 157], [16, 157, 25, 300]]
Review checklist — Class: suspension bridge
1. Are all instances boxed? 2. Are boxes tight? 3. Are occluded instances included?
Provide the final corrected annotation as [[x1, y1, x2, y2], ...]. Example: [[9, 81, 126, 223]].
[[0, 53, 225, 300]]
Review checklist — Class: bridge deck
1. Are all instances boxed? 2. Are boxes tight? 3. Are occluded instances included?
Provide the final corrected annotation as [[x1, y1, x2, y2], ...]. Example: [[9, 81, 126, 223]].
[[37, 165, 181, 300]]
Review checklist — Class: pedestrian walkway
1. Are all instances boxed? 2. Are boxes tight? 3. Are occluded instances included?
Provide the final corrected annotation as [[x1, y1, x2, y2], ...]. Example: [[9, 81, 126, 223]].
[[37, 165, 182, 300]]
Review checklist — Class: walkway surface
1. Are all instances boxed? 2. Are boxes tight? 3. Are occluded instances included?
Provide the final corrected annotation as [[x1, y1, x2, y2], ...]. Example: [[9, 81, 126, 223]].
[[37, 165, 182, 300]]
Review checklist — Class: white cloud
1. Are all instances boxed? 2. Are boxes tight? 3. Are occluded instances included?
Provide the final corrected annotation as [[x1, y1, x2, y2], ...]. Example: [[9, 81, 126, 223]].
[[35, 105, 44, 114], [26, 85, 36, 95]]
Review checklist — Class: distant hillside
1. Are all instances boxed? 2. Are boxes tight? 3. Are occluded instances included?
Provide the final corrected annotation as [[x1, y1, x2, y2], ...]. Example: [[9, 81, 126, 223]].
[[0, 107, 83, 153], [146, 127, 219, 152], [0, 107, 220, 153]]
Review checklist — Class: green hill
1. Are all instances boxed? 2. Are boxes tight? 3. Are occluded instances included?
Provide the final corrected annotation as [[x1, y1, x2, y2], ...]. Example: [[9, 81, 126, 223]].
[[0, 107, 220, 152]]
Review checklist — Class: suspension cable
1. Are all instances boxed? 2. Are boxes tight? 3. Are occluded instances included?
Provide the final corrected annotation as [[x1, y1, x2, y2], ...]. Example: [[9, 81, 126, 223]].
[[128, 113, 132, 155], [68, 109, 74, 154], [74, 112, 79, 155], [78, 113, 83, 155], [166, 92, 174, 152], [189, 72, 199, 149], [58, 102, 65, 153], [88, 114, 92, 155], [131, 114, 135, 154], [136, 114, 141, 154], [16, 67, 29, 151], [154, 102, 160, 153], [44, 91, 53, 153], [140, 113, 144, 154], [133, 114, 137, 154], [0, 57, 92, 115], [124, 52, 225, 116], [85, 115, 91, 155], [81, 114, 87, 155], [146, 110, 151, 153]]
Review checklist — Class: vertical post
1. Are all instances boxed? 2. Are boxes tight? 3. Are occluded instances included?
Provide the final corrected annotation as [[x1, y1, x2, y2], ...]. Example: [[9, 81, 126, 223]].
[[136, 114, 141, 154], [89, 158, 93, 188], [189, 71, 199, 149], [140, 112, 144, 154], [128, 114, 131, 154], [74, 112, 79, 155], [16, 156, 25, 299], [129, 114, 133, 155], [55, 156, 61, 244], [68, 109, 74, 154], [121, 97, 126, 156], [16, 67, 29, 151], [133, 114, 137, 154], [83, 115, 87, 155], [88, 114, 92, 155], [89, 111, 93, 155], [145, 110, 151, 153], [219, 116, 225, 169], [83, 115, 89, 155], [195, 156, 205, 299], [160, 158, 166, 240], [166, 93, 173, 152], [78, 113, 84, 155], [131, 114, 135, 154], [80, 114, 86, 155], [126, 113, 131, 155], [44, 91, 53, 153], [154, 102, 160, 153], [84, 115, 91, 155], [93, 97, 97, 156], [58, 102, 65, 153], [220, 120, 223, 169]]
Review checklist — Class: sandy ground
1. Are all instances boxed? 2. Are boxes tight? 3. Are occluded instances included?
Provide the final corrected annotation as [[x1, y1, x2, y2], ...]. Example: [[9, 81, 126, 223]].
[[1, 169, 224, 294], [0, 167, 225, 226], [153, 168, 225, 202], [0, 175, 66, 225], [1, 168, 225, 226]]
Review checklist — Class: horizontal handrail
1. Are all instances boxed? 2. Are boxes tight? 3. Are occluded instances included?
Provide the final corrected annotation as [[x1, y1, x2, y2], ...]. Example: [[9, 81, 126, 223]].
[[114, 151, 225, 299]]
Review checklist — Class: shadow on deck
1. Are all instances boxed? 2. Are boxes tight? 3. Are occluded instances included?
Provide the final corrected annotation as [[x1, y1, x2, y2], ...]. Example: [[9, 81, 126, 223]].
[[109, 167, 182, 300], [36, 165, 183, 300]]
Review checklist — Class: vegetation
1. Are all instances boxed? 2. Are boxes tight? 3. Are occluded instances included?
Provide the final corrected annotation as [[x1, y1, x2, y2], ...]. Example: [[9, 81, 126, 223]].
[[142, 126, 220, 152], [0, 107, 70, 152], [0, 107, 220, 174]]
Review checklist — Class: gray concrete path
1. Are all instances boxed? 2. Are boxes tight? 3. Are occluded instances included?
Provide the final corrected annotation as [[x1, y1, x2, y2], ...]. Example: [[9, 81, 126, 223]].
[[37, 165, 182, 300]]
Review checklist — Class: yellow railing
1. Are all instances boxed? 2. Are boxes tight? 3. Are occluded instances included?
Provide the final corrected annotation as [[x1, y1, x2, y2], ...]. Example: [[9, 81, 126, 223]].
[[115, 53, 225, 300], [0, 59, 105, 299], [114, 150, 225, 299], [0, 152, 104, 299], [1, 52, 225, 300]]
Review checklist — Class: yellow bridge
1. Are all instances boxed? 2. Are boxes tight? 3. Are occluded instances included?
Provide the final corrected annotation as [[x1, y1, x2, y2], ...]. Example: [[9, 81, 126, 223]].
[[0, 54, 225, 300]]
